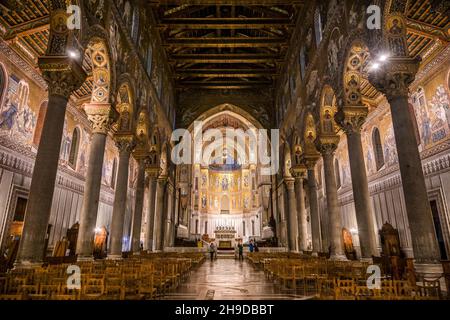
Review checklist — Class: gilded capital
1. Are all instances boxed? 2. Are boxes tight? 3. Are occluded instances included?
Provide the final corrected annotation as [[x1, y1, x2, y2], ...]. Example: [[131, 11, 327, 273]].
[[145, 165, 161, 179], [335, 105, 368, 135], [115, 134, 135, 155], [39, 56, 86, 98], [285, 178, 295, 191], [290, 164, 307, 180], [316, 135, 340, 156], [368, 56, 420, 100], [84, 103, 118, 134]]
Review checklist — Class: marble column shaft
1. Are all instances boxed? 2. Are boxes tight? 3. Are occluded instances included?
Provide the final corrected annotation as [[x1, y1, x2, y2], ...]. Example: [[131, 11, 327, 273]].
[[144, 175, 158, 251], [131, 159, 146, 253], [154, 177, 168, 251], [388, 95, 440, 262], [306, 166, 321, 254], [285, 178, 298, 251], [346, 129, 378, 258], [77, 132, 107, 258], [17, 59, 85, 264], [295, 176, 308, 252], [16, 95, 69, 263], [369, 56, 441, 263], [108, 142, 133, 258], [322, 150, 345, 258]]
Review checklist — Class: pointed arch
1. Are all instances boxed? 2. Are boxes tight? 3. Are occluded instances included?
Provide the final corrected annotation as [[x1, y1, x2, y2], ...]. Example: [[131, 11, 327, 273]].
[[320, 85, 338, 135], [116, 81, 135, 132], [87, 38, 112, 104]]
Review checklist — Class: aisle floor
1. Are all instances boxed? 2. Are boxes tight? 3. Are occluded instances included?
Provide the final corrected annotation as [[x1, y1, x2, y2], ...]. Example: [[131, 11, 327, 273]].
[[162, 258, 311, 300]]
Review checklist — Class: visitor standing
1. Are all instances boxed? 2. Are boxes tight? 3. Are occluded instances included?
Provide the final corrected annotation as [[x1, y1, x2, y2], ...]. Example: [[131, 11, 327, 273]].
[[238, 242, 244, 261]]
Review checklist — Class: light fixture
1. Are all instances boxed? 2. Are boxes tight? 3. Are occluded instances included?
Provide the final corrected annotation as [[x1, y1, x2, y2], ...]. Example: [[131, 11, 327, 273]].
[[350, 228, 358, 234], [94, 227, 102, 233], [68, 49, 79, 59], [370, 62, 380, 71], [378, 54, 389, 62]]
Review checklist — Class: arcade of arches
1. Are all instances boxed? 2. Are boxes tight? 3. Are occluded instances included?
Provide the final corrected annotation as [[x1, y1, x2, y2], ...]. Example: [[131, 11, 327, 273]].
[[0, 0, 449, 300]]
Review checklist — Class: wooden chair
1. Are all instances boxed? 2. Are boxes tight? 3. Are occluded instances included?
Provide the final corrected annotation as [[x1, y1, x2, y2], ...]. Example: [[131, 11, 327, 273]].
[[81, 278, 104, 300], [317, 278, 336, 300], [416, 279, 442, 300], [335, 279, 356, 300]]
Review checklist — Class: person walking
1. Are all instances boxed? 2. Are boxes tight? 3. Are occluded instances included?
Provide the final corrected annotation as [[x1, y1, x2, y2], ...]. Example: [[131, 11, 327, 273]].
[[249, 240, 254, 253], [238, 242, 244, 261], [209, 242, 215, 261]]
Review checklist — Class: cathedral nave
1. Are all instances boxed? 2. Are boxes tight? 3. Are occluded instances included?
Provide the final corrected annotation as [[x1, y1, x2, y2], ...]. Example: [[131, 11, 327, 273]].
[[0, 0, 449, 303]]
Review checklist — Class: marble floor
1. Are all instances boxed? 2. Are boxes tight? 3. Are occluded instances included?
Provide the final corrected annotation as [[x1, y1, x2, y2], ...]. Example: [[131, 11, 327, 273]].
[[162, 258, 312, 300]]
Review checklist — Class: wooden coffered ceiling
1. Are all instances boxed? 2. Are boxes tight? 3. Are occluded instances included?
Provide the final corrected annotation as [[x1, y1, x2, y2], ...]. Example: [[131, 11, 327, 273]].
[[0, 0, 448, 100], [150, 2, 302, 90]]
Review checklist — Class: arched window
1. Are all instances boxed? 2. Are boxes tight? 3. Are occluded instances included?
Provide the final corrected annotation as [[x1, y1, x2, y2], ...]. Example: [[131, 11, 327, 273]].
[[251, 220, 255, 236], [314, 8, 323, 47], [111, 158, 118, 188], [372, 128, 385, 170], [68, 128, 80, 168], [335, 158, 341, 189], [243, 221, 246, 237], [33, 101, 48, 146]]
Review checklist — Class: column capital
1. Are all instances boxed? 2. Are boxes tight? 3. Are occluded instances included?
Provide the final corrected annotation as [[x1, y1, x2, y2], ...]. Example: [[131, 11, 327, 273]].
[[368, 56, 420, 100], [114, 134, 135, 155], [38, 56, 86, 98], [145, 165, 161, 179], [84, 103, 118, 134], [284, 177, 295, 191], [316, 135, 340, 156], [290, 165, 307, 180], [157, 175, 168, 185], [302, 153, 320, 170], [335, 105, 368, 135]]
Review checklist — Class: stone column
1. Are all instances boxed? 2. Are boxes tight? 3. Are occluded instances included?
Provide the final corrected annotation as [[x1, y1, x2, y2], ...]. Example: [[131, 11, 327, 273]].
[[144, 167, 159, 251], [317, 136, 346, 260], [108, 135, 134, 259], [163, 182, 174, 248], [369, 56, 440, 263], [285, 178, 298, 252], [291, 166, 308, 252], [337, 106, 379, 259], [154, 176, 168, 251], [303, 157, 321, 255], [77, 104, 116, 260], [16, 58, 85, 265], [130, 158, 146, 254]]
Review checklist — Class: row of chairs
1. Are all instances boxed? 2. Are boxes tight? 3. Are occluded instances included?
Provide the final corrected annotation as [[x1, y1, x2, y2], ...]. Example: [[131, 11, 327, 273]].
[[0, 252, 205, 300], [248, 253, 443, 300]]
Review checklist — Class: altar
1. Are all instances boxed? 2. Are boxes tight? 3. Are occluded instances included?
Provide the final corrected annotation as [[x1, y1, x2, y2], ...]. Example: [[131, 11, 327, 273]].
[[215, 226, 237, 249]]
